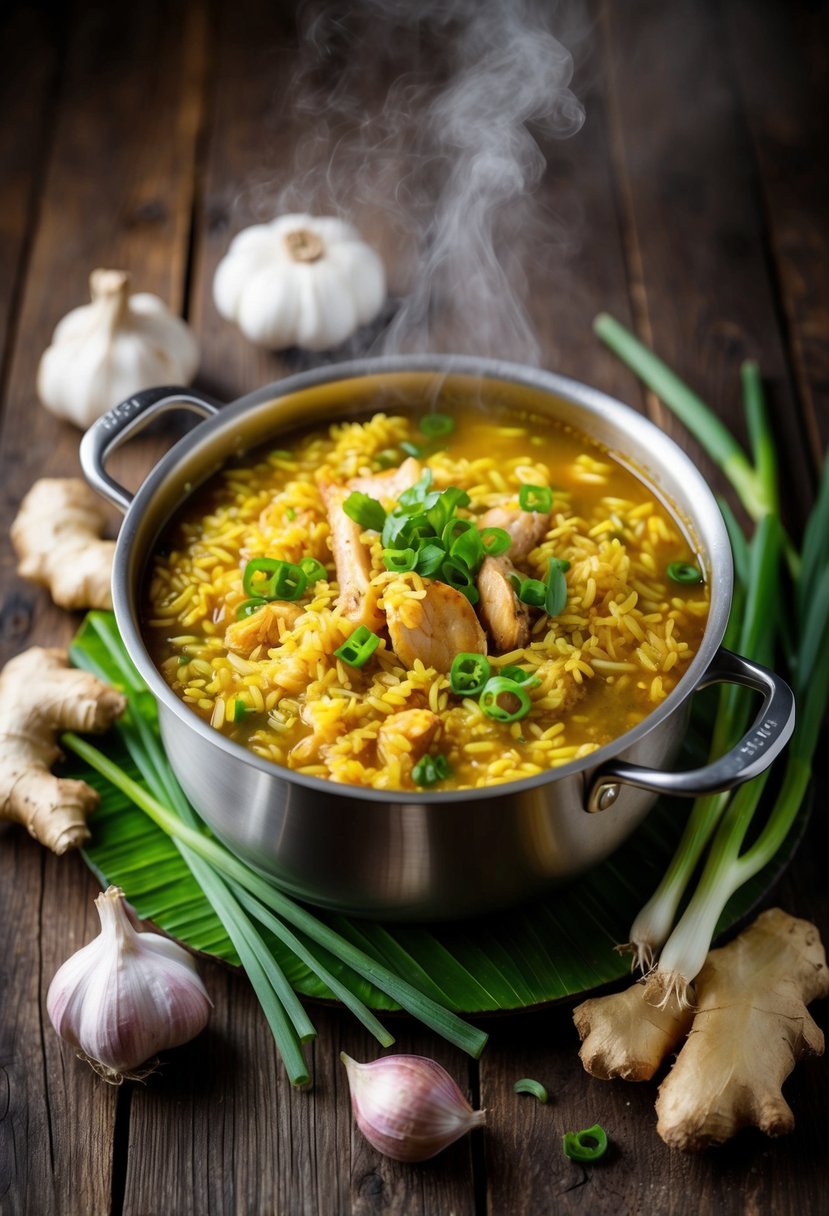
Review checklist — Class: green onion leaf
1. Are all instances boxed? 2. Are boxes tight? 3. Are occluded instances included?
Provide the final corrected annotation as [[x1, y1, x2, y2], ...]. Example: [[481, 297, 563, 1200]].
[[513, 1078, 548, 1103], [450, 652, 491, 696], [383, 547, 417, 573], [427, 487, 471, 534], [236, 597, 269, 619], [510, 575, 546, 608], [397, 469, 434, 510], [450, 527, 485, 572], [562, 1124, 608, 1162], [412, 753, 452, 787], [667, 561, 703, 585], [299, 557, 328, 583], [544, 558, 570, 616], [480, 527, 511, 557], [231, 699, 250, 723], [419, 412, 454, 438], [440, 558, 479, 604], [343, 492, 386, 533], [518, 484, 553, 513], [441, 517, 475, 549], [243, 558, 307, 602], [500, 665, 541, 689], [334, 626, 381, 668], [479, 676, 532, 722], [400, 440, 424, 458], [414, 541, 447, 578]]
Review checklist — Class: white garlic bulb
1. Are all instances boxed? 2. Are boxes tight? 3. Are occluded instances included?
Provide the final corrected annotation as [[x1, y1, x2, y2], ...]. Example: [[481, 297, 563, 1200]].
[[37, 269, 200, 429], [213, 214, 386, 351], [341, 1052, 486, 1162], [47, 886, 211, 1082]]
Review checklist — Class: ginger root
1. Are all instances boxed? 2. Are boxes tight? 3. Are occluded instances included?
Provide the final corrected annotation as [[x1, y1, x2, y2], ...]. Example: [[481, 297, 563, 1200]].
[[656, 908, 829, 1150], [574, 982, 694, 1081], [11, 478, 115, 609], [0, 647, 126, 854]]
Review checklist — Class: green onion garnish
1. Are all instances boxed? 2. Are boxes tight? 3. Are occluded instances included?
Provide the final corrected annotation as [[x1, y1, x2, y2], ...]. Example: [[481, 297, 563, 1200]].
[[500, 665, 541, 688], [519, 484, 553, 513], [513, 1078, 548, 1103], [343, 491, 386, 532], [375, 448, 401, 469], [440, 558, 479, 604], [544, 557, 570, 616], [334, 625, 381, 669], [479, 676, 532, 722], [441, 517, 475, 548], [450, 527, 485, 571], [414, 541, 446, 577], [397, 469, 434, 510], [412, 753, 452, 787], [236, 597, 269, 619], [231, 699, 250, 723], [562, 1124, 608, 1162], [419, 412, 454, 438], [449, 652, 491, 696], [299, 557, 327, 583], [243, 558, 307, 601], [510, 575, 547, 608], [383, 547, 417, 573], [667, 560, 704, 584], [400, 440, 424, 458], [480, 527, 512, 557], [427, 486, 471, 534]]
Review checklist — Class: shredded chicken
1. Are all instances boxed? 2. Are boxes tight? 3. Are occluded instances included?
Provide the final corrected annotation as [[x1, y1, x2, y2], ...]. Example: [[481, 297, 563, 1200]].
[[386, 581, 486, 672], [320, 483, 385, 632], [224, 602, 303, 655], [349, 456, 421, 502], [476, 556, 530, 652], [478, 505, 550, 562], [377, 708, 441, 774]]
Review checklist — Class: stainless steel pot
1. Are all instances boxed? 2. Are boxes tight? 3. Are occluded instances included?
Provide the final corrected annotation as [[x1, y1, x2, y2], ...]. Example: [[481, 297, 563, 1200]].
[[80, 356, 795, 919]]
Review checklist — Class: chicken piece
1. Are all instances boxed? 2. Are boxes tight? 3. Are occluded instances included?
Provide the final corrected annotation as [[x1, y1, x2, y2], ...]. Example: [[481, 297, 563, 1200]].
[[476, 556, 530, 652], [377, 708, 441, 775], [321, 483, 385, 632], [349, 456, 421, 502], [224, 601, 303, 655], [386, 581, 486, 672], [478, 505, 550, 561]]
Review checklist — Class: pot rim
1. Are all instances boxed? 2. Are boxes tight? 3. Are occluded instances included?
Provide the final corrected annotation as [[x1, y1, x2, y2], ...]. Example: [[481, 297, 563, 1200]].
[[111, 353, 733, 805]]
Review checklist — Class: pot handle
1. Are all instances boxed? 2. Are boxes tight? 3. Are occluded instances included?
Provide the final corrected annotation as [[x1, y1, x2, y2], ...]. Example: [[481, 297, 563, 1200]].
[[79, 385, 222, 514], [585, 647, 795, 813]]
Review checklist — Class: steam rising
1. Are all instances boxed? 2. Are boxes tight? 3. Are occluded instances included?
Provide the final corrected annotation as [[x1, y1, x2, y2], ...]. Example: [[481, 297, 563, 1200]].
[[264, 0, 585, 362]]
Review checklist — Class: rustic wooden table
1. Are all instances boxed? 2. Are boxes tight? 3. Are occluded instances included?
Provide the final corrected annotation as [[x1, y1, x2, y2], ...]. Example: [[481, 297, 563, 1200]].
[[2, 1, 827, 1213]]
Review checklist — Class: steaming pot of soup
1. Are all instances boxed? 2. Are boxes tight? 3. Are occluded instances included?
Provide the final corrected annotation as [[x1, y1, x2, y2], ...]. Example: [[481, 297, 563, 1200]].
[[80, 356, 794, 919]]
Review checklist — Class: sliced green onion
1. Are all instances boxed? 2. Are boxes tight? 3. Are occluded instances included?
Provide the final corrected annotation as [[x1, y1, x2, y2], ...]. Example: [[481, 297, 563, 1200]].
[[513, 1078, 548, 1103], [397, 469, 433, 510], [343, 491, 386, 532], [563, 1124, 608, 1162], [500, 665, 541, 688], [243, 558, 307, 601], [544, 558, 570, 617], [231, 699, 250, 723], [299, 557, 327, 583], [510, 575, 546, 607], [375, 448, 401, 469], [383, 546, 417, 573], [480, 527, 511, 557], [236, 597, 269, 619], [412, 753, 452, 787], [334, 626, 381, 668], [419, 412, 454, 438], [479, 676, 532, 722], [519, 484, 552, 513], [450, 652, 491, 696], [414, 541, 446, 577], [427, 487, 471, 534], [441, 517, 475, 548], [285, 507, 296, 521], [667, 560, 703, 585], [440, 558, 479, 603], [400, 440, 424, 458], [450, 527, 485, 571]]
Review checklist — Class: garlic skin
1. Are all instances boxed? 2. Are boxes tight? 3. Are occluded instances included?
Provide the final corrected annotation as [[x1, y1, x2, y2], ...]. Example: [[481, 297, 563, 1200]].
[[37, 269, 200, 429], [213, 215, 386, 351], [47, 886, 211, 1082], [341, 1053, 486, 1162]]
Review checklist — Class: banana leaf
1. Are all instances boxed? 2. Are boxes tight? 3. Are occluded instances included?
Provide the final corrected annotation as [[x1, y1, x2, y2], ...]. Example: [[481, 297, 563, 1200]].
[[66, 613, 805, 1014]]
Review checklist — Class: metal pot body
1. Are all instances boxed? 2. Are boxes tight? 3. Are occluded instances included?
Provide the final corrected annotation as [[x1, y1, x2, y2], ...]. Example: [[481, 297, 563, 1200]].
[[81, 356, 795, 919]]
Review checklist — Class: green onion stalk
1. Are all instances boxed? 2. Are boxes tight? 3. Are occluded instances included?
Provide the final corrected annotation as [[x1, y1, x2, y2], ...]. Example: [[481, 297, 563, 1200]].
[[597, 313, 828, 995]]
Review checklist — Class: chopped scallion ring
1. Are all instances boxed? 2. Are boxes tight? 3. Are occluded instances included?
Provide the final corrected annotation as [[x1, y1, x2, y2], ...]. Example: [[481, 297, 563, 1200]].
[[562, 1123, 608, 1162], [500, 665, 541, 689], [667, 560, 703, 584], [412, 753, 452, 787], [242, 558, 307, 601], [400, 440, 424, 459], [299, 557, 327, 583], [334, 626, 381, 669], [383, 546, 418, 573], [510, 574, 547, 608], [419, 412, 454, 438], [479, 676, 532, 722], [480, 527, 511, 557], [519, 484, 553, 513], [343, 491, 386, 533], [440, 558, 479, 604], [513, 1078, 548, 1103], [450, 652, 491, 696], [236, 597, 269, 620], [450, 527, 485, 570], [414, 541, 446, 577]]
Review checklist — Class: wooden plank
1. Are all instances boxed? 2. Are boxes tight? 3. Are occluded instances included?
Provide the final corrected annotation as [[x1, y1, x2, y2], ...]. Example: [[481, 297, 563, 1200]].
[[725, 0, 829, 459], [601, 0, 816, 534], [0, 4, 208, 1214]]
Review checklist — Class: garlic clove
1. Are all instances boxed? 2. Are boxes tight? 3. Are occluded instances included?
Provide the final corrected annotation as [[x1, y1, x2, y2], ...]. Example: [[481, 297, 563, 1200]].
[[341, 1052, 486, 1163], [47, 886, 211, 1083]]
